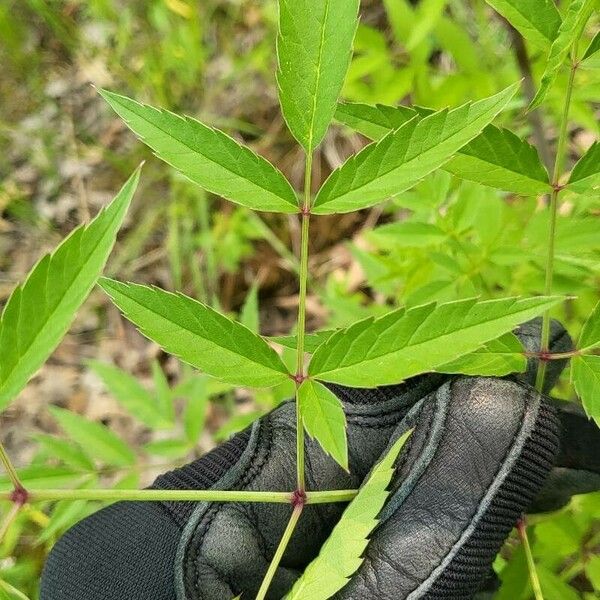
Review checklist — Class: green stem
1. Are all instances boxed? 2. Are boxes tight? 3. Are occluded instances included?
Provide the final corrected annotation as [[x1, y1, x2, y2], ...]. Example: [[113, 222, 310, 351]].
[[0, 488, 358, 504], [295, 152, 312, 492], [0, 501, 22, 544], [0, 442, 22, 491], [518, 518, 544, 600], [535, 55, 578, 393], [526, 349, 581, 361], [255, 504, 303, 600]]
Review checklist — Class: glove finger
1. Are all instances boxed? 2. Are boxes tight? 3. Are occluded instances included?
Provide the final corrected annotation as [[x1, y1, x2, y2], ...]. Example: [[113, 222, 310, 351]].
[[336, 377, 560, 600], [530, 398, 600, 512]]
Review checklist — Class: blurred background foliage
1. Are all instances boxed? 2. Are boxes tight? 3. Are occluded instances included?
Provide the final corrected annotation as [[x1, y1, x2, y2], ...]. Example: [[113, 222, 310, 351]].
[[0, 0, 598, 597]]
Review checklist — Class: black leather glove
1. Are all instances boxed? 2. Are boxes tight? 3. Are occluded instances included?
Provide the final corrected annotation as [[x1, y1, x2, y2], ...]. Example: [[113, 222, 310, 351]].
[[40, 320, 600, 600]]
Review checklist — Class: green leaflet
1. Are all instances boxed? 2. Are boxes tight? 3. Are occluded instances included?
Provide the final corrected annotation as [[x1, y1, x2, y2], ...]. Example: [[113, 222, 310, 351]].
[[0, 465, 86, 492], [0, 168, 140, 411], [240, 282, 260, 333], [530, 0, 595, 110], [313, 84, 518, 214], [49, 406, 136, 467], [298, 380, 348, 470], [277, 0, 360, 152], [273, 326, 526, 377], [285, 429, 413, 600], [337, 104, 550, 195], [335, 102, 420, 140], [33, 434, 95, 471], [369, 222, 448, 247], [578, 301, 600, 353], [100, 90, 298, 214], [566, 141, 600, 194], [308, 296, 562, 387], [437, 332, 526, 376], [572, 355, 600, 426], [99, 279, 290, 388], [484, 0, 562, 50], [88, 360, 172, 429], [444, 126, 551, 195], [583, 30, 600, 61]]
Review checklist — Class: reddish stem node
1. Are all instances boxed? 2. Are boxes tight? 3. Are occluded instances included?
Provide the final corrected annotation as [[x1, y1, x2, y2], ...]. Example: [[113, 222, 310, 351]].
[[537, 350, 552, 362], [10, 486, 29, 506], [300, 205, 311, 217], [290, 488, 307, 508], [293, 373, 306, 385]]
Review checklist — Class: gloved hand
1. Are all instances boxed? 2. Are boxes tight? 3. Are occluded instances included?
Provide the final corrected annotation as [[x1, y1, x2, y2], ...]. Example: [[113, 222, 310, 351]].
[[40, 320, 600, 600]]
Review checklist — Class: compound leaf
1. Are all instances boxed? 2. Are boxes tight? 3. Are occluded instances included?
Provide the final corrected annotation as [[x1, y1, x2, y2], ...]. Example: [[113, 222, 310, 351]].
[[484, 0, 562, 50], [100, 90, 298, 214], [308, 296, 561, 387], [99, 279, 290, 388], [572, 355, 600, 426], [0, 168, 140, 411], [313, 84, 518, 214], [567, 141, 600, 195], [530, 0, 595, 110], [277, 0, 360, 152], [579, 300, 600, 353], [298, 379, 348, 470], [285, 429, 413, 600]]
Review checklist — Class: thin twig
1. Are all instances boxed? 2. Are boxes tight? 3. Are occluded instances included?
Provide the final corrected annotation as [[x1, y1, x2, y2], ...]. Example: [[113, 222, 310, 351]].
[[0, 488, 358, 504], [294, 152, 313, 493], [535, 55, 578, 393], [0, 501, 22, 545], [518, 517, 544, 600], [255, 504, 304, 600], [0, 442, 23, 491]]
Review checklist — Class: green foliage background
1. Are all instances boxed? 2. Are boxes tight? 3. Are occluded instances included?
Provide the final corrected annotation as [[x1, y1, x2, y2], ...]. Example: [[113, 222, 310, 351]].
[[0, 0, 598, 598]]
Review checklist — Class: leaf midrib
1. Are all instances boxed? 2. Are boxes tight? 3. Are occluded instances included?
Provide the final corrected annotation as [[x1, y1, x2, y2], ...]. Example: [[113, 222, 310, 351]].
[[307, 0, 331, 153]]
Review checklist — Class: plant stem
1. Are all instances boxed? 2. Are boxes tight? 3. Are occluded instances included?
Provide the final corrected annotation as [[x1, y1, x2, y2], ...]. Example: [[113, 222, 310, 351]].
[[526, 349, 582, 361], [0, 442, 22, 491], [0, 501, 22, 544], [535, 54, 578, 393], [517, 518, 544, 600], [255, 504, 303, 600], [0, 488, 358, 504], [295, 152, 313, 492]]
